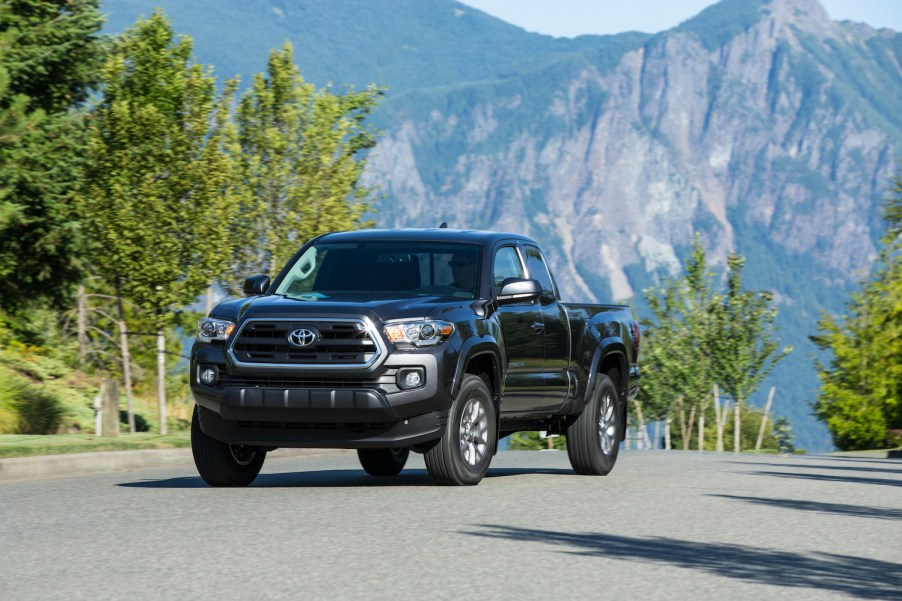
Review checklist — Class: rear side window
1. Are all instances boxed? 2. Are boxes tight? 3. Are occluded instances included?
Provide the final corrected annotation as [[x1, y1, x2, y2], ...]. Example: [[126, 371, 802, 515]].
[[492, 246, 525, 295], [523, 244, 557, 301]]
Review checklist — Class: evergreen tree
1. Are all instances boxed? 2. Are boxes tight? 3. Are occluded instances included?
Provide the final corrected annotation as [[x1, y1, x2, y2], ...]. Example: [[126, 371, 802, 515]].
[[230, 42, 382, 287], [814, 173, 902, 450], [0, 0, 105, 310], [79, 9, 239, 433]]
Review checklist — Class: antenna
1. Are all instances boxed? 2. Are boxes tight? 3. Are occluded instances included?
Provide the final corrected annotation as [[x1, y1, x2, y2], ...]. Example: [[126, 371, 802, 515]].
[[439, 222, 448, 229]]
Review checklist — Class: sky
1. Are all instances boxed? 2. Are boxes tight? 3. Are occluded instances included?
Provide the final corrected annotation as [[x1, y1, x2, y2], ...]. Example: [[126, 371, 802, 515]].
[[458, 0, 902, 37]]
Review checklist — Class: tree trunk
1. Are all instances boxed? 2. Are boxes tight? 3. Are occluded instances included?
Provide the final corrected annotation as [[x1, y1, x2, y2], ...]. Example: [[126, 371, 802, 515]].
[[115, 289, 135, 434], [664, 417, 672, 450], [653, 420, 661, 450], [205, 285, 214, 316], [714, 384, 723, 452], [632, 399, 652, 450], [624, 426, 630, 450], [77, 285, 87, 367], [755, 387, 776, 451], [734, 396, 742, 454], [684, 405, 696, 451], [699, 411, 705, 452], [157, 327, 167, 435], [677, 396, 687, 448]]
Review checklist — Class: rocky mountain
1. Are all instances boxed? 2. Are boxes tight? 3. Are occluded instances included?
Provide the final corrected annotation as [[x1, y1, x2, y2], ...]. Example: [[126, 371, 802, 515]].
[[102, 0, 902, 450]]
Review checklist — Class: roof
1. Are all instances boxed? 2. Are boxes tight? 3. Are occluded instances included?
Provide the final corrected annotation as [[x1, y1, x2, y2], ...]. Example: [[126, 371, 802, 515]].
[[317, 227, 539, 246]]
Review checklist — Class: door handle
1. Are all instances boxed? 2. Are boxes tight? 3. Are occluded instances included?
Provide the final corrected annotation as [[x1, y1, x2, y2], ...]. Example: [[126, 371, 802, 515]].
[[530, 322, 544, 333]]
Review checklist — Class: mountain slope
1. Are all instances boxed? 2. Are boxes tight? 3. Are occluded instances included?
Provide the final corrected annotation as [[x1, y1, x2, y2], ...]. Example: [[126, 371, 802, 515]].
[[102, 0, 640, 93]]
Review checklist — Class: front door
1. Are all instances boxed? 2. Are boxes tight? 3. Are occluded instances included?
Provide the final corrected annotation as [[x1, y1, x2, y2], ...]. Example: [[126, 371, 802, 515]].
[[493, 244, 546, 414], [523, 244, 571, 412]]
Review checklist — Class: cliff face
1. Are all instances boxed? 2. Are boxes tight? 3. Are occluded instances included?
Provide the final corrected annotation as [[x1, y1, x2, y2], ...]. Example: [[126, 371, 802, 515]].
[[369, 0, 898, 296], [363, 0, 902, 449]]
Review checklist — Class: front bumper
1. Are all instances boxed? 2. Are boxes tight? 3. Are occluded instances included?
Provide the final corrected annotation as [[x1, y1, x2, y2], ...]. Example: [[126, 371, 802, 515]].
[[190, 342, 453, 448], [195, 404, 448, 448]]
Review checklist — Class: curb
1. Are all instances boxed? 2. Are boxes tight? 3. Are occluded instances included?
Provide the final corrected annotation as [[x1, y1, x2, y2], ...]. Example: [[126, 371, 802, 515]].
[[0, 447, 350, 482]]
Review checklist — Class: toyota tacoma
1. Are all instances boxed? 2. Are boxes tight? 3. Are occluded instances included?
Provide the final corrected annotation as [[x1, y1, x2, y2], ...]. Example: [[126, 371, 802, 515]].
[[190, 228, 640, 486]]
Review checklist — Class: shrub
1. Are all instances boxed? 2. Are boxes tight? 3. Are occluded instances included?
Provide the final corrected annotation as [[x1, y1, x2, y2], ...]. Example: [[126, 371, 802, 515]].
[[14, 386, 65, 434], [0, 365, 65, 434]]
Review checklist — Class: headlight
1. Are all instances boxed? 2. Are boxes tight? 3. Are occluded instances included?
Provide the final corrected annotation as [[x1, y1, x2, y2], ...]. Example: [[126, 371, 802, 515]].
[[197, 318, 235, 343], [383, 320, 454, 347]]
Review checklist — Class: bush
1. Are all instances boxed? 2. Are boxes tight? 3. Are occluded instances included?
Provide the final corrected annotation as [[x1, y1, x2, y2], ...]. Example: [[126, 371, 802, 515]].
[[14, 386, 65, 434], [0, 365, 66, 434], [0, 373, 24, 432], [120, 410, 150, 432]]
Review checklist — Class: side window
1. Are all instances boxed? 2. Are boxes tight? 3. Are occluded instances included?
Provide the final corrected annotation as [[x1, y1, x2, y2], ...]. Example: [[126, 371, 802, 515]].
[[523, 245, 557, 302], [492, 245, 525, 295]]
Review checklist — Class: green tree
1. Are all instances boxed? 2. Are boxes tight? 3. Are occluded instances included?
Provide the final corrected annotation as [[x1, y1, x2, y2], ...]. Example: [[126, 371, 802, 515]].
[[642, 237, 791, 452], [813, 173, 902, 450], [640, 237, 720, 450], [772, 416, 795, 454], [230, 42, 381, 287], [710, 254, 791, 453], [79, 9, 239, 433], [0, 0, 105, 310]]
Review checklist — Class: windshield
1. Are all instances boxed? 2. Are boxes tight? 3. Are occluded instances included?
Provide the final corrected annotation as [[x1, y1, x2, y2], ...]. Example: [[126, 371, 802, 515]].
[[274, 241, 481, 300]]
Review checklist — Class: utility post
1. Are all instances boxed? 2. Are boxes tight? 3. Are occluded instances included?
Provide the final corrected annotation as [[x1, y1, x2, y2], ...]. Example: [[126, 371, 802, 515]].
[[101, 379, 119, 437]]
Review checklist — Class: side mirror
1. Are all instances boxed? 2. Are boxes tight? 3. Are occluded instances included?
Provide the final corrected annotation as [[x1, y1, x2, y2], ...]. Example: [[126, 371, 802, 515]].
[[497, 278, 541, 305], [243, 275, 271, 297]]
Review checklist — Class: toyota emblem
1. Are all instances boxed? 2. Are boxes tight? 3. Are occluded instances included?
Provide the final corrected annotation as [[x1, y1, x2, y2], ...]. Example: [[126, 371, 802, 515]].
[[287, 327, 319, 348]]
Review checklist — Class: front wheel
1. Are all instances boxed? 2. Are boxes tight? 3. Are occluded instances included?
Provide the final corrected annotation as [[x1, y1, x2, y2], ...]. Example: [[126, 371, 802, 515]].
[[357, 448, 410, 476], [424, 374, 497, 485], [566, 373, 622, 475], [191, 406, 266, 487]]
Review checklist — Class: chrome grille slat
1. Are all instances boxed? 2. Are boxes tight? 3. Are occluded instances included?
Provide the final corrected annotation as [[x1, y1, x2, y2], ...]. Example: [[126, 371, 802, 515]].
[[227, 317, 385, 370]]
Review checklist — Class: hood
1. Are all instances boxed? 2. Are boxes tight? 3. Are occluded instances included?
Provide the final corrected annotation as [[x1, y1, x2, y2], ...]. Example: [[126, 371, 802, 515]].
[[210, 293, 471, 326]]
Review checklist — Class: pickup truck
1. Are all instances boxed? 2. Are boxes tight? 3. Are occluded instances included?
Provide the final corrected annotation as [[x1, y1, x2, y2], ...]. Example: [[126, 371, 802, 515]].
[[190, 228, 640, 486]]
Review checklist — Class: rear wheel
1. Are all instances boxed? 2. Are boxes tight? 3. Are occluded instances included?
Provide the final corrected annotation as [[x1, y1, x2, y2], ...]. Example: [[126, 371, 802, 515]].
[[566, 373, 622, 475], [357, 448, 409, 476], [191, 406, 266, 487], [424, 374, 497, 485]]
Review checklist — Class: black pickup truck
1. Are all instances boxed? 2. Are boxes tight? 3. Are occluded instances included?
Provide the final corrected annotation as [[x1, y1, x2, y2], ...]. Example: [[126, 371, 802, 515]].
[[190, 228, 639, 486]]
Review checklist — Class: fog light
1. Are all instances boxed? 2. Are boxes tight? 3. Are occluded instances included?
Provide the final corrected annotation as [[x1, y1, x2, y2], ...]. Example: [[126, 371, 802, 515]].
[[200, 366, 218, 385], [397, 368, 425, 390]]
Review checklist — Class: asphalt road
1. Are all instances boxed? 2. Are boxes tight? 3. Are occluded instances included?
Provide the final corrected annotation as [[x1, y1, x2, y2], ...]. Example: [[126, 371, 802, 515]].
[[2, 449, 900, 601]]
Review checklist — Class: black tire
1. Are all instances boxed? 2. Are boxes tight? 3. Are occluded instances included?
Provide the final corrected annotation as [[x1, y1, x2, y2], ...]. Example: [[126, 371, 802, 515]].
[[191, 406, 266, 487], [424, 374, 497, 486], [357, 448, 410, 476], [566, 372, 622, 475]]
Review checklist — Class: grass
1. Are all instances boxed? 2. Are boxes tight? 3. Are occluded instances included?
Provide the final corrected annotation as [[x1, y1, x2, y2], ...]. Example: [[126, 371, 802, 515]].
[[0, 432, 191, 459]]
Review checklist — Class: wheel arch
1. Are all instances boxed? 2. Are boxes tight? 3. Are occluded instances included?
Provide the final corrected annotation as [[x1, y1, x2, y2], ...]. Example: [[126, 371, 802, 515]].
[[585, 341, 629, 441], [451, 338, 502, 402]]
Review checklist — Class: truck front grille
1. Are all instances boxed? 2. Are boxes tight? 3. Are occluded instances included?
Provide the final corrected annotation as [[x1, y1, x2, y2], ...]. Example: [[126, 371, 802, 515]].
[[228, 318, 385, 369]]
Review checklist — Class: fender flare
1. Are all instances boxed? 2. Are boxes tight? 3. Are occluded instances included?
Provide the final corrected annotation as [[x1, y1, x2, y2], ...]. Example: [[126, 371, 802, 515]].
[[581, 339, 629, 438], [450, 335, 503, 401]]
